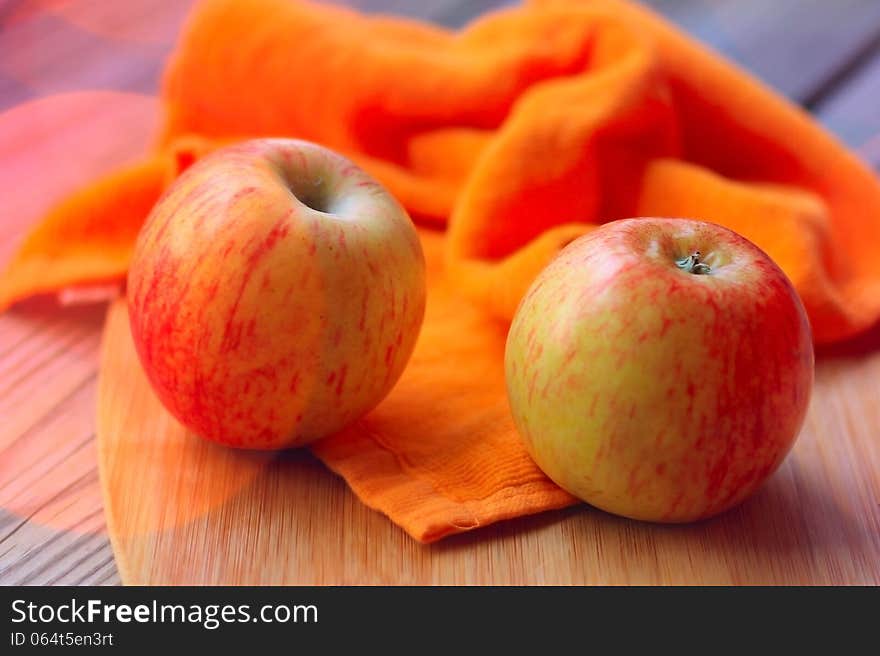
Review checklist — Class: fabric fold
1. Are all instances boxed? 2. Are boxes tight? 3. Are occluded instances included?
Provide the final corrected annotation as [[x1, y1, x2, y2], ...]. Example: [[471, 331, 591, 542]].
[[2, 0, 880, 541]]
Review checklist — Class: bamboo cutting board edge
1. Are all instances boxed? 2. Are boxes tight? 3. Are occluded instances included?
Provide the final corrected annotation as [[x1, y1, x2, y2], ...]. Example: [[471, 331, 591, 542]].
[[5, 0, 880, 588], [96, 287, 880, 585]]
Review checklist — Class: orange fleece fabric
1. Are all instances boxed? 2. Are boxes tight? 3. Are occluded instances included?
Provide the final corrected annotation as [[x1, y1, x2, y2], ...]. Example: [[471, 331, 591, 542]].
[[3, 0, 880, 541]]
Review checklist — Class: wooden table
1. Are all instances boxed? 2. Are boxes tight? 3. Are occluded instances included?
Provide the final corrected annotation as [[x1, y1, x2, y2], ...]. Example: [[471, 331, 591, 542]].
[[2, 0, 879, 585]]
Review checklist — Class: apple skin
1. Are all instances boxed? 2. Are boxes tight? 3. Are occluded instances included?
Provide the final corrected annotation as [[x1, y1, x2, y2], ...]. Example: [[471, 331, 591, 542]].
[[127, 138, 426, 449], [505, 218, 814, 522]]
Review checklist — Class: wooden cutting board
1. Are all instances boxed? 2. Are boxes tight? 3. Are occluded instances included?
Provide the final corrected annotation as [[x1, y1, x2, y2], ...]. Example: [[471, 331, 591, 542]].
[[96, 232, 880, 585]]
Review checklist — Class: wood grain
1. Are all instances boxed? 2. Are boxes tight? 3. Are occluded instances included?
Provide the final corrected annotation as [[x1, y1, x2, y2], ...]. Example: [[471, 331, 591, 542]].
[[0, 300, 118, 585], [816, 51, 880, 166], [642, 0, 880, 102], [0, 89, 159, 586], [97, 233, 880, 585], [3, 0, 880, 586]]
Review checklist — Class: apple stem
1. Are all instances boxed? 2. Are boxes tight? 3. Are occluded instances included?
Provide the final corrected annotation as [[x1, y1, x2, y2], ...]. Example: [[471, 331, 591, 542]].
[[676, 251, 711, 275]]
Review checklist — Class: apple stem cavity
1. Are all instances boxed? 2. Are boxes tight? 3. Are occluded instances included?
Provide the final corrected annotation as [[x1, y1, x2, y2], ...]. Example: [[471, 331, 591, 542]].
[[676, 251, 711, 275]]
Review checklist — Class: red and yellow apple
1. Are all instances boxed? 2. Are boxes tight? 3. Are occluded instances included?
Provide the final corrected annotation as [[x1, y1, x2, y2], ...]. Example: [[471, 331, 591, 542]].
[[505, 218, 814, 522], [127, 138, 426, 449]]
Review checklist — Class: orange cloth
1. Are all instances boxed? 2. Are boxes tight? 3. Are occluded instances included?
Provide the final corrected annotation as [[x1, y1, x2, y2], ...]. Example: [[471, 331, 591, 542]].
[[3, 0, 880, 541]]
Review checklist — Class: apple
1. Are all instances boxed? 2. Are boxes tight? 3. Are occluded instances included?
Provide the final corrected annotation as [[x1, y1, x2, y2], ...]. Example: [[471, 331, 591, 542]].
[[505, 218, 814, 522], [127, 138, 426, 449]]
